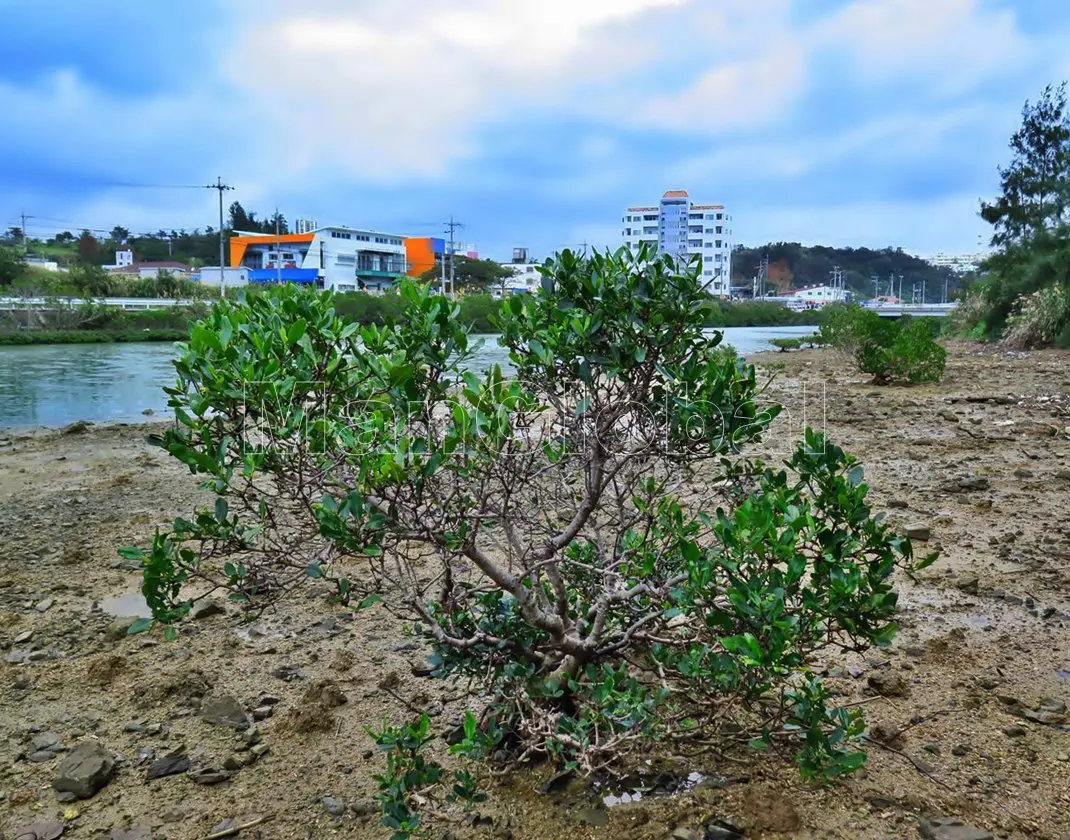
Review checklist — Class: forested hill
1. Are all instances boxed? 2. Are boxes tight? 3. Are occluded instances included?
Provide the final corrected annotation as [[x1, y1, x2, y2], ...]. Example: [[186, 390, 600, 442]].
[[731, 242, 963, 299]]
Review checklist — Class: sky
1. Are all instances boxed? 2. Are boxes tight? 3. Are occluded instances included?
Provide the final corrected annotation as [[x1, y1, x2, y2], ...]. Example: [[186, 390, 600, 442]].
[[2, 0, 1070, 261]]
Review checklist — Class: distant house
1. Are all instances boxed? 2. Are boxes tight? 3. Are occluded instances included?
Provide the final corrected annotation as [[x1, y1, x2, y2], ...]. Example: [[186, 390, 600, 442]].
[[107, 260, 192, 279], [779, 284, 849, 308]]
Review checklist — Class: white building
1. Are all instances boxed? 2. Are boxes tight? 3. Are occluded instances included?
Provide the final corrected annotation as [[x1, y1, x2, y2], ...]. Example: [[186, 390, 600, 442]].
[[495, 262, 543, 297], [779, 284, 849, 309], [230, 226, 408, 293], [196, 266, 249, 289], [621, 190, 733, 295], [925, 252, 986, 274]]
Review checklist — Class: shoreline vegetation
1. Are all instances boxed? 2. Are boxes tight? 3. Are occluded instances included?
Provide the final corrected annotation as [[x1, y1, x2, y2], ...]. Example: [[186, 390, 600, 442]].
[[0, 291, 821, 346]]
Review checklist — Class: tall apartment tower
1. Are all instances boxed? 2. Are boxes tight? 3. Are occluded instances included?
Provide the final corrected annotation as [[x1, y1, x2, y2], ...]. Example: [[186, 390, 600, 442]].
[[621, 190, 733, 295]]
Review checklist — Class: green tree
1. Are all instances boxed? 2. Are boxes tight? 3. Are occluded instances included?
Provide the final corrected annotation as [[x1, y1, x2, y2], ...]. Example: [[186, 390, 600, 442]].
[[77, 230, 101, 263], [980, 83, 1070, 248], [110, 226, 130, 243], [973, 81, 1070, 342], [0, 245, 23, 285], [419, 256, 512, 291]]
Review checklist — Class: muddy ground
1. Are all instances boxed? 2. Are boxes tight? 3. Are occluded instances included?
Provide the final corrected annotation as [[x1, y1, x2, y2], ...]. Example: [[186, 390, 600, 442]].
[[1, 342, 1069, 840]]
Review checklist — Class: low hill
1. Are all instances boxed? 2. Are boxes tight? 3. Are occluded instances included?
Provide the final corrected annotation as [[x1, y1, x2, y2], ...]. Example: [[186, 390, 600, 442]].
[[732, 242, 965, 302]]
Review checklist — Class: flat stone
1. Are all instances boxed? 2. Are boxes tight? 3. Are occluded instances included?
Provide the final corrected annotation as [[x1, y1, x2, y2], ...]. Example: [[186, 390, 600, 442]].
[[323, 796, 346, 817], [201, 695, 251, 729], [11, 820, 65, 840], [351, 801, 377, 817], [1002, 725, 1027, 737], [905, 523, 931, 541], [868, 670, 910, 698], [35, 599, 54, 613], [105, 617, 139, 641], [918, 816, 994, 840], [27, 749, 59, 763], [30, 732, 61, 752], [146, 752, 190, 780], [577, 808, 609, 827], [190, 767, 231, 785], [249, 743, 270, 759], [53, 741, 115, 799], [189, 600, 226, 620], [956, 575, 980, 595]]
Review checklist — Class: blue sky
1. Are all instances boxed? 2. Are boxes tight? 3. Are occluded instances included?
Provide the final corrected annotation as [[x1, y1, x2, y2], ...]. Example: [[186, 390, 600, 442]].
[[2, 0, 1069, 261]]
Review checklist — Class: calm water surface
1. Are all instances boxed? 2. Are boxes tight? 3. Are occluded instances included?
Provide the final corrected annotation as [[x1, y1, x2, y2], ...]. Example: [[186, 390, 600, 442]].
[[0, 326, 816, 429]]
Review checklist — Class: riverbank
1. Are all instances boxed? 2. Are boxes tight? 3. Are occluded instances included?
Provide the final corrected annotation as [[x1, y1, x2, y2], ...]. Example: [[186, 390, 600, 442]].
[[2, 343, 1069, 839], [0, 329, 187, 345]]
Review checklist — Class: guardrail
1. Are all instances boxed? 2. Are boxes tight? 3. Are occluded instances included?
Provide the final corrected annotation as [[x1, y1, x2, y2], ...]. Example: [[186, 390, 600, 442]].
[[0, 297, 196, 311], [868, 303, 958, 318]]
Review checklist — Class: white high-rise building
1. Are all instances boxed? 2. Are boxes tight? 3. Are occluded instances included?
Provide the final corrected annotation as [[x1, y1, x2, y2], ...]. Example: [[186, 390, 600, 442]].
[[621, 190, 733, 295]]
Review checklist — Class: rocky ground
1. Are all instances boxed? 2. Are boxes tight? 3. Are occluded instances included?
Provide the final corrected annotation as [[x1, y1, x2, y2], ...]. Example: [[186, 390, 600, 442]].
[[1, 342, 1069, 840]]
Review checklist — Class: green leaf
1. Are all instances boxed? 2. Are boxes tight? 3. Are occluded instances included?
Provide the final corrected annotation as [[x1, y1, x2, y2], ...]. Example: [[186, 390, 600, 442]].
[[306, 563, 324, 579], [214, 497, 229, 523]]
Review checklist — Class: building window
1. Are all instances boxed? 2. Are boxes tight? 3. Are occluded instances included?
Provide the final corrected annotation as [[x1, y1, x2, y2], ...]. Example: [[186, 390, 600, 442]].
[[704, 242, 712, 248], [716, 213, 723, 220], [715, 254, 723, 262], [715, 240, 722, 248], [704, 270, 713, 276], [716, 226, 722, 234]]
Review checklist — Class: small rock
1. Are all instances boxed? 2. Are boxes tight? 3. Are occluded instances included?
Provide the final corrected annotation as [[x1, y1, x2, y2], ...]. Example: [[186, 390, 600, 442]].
[[189, 600, 226, 620], [201, 695, 251, 729], [704, 824, 745, 840], [249, 743, 270, 759], [868, 671, 910, 698], [257, 694, 281, 706], [53, 741, 115, 799], [351, 801, 377, 817], [146, 752, 190, 780], [1038, 698, 1067, 714], [410, 656, 437, 677], [105, 617, 139, 641], [252, 706, 273, 721], [577, 808, 609, 827], [671, 829, 704, 840], [905, 524, 931, 541], [939, 410, 959, 423], [923, 743, 941, 755], [918, 816, 994, 840], [10, 821, 65, 840], [1013, 467, 1033, 478], [1002, 725, 1027, 738], [63, 421, 91, 435], [323, 796, 346, 817], [161, 808, 187, 824], [270, 665, 304, 681], [956, 575, 980, 595], [30, 732, 61, 752], [190, 767, 231, 785], [35, 599, 55, 613], [951, 745, 969, 756], [223, 755, 243, 772], [14, 629, 34, 644]]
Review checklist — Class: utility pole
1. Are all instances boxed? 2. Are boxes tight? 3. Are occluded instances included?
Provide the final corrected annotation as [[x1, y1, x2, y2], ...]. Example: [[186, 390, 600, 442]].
[[275, 206, 282, 285], [20, 212, 33, 255], [206, 177, 234, 297], [444, 216, 463, 298], [872, 274, 879, 300]]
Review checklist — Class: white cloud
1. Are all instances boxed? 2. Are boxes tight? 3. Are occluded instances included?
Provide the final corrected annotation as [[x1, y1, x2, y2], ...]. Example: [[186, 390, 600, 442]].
[[227, 0, 686, 179], [812, 0, 1027, 94]]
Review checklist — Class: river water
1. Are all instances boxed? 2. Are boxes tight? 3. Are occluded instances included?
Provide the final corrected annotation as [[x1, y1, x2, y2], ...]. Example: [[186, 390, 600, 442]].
[[0, 326, 816, 429]]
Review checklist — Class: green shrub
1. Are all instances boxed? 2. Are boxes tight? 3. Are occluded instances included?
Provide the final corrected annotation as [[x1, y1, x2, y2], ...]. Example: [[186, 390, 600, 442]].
[[821, 305, 946, 384], [122, 250, 933, 790], [1003, 283, 1070, 348], [770, 337, 803, 352]]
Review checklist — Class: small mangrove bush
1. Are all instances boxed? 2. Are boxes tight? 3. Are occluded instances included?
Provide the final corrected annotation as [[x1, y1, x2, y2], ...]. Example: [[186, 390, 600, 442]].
[[123, 247, 932, 795], [820, 305, 946, 384]]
